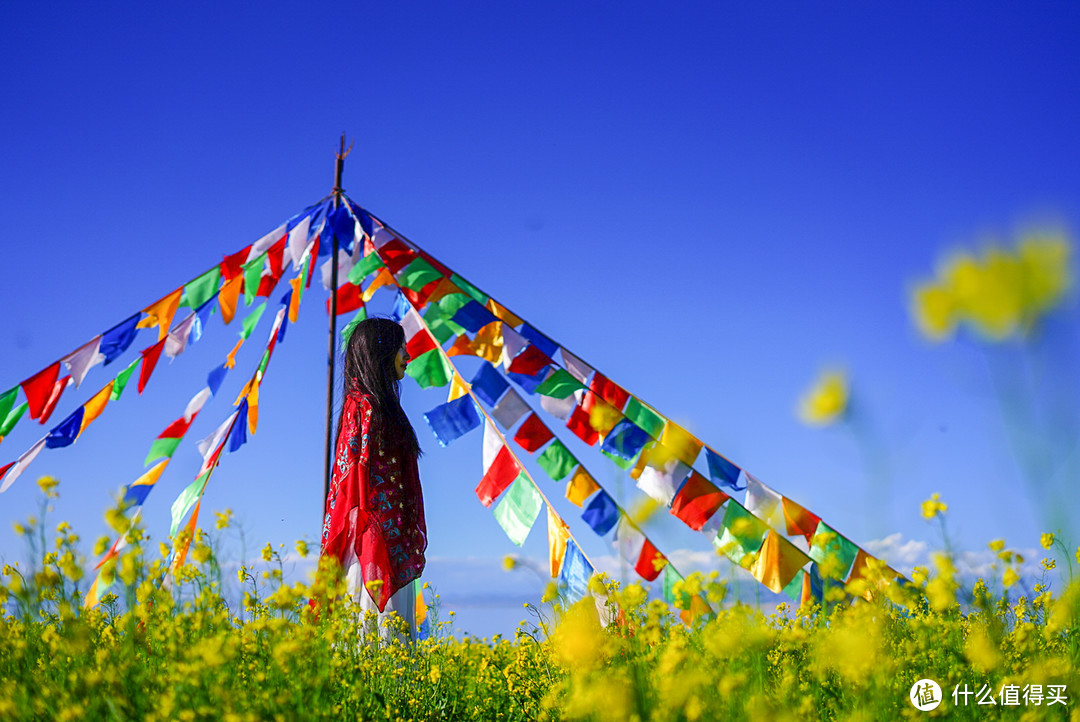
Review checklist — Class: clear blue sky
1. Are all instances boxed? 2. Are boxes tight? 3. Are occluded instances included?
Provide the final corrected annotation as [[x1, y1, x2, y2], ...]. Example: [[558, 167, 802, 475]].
[[1, 2, 1078, 636]]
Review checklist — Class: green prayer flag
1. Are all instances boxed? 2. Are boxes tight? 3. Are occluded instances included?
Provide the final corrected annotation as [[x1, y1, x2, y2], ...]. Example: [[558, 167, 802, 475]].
[[423, 304, 457, 345], [807, 522, 859, 579], [398, 257, 443, 291], [404, 348, 452, 388], [493, 474, 542, 546], [436, 293, 470, 335], [240, 302, 267, 340], [340, 307, 369, 351], [183, 267, 222, 310], [0, 388, 17, 428], [256, 351, 270, 380], [623, 397, 664, 439], [242, 256, 264, 306], [535, 369, 585, 399], [110, 359, 139, 401], [450, 273, 488, 305], [169, 473, 209, 537], [145, 438, 181, 466], [537, 439, 577, 481], [348, 252, 385, 285], [601, 449, 635, 471], [782, 569, 806, 602], [662, 564, 684, 605], [0, 402, 28, 437], [714, 501, 768, 564]]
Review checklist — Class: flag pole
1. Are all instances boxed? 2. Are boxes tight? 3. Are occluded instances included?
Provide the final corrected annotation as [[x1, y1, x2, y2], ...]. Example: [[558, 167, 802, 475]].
[[325, 133, 351, 508]]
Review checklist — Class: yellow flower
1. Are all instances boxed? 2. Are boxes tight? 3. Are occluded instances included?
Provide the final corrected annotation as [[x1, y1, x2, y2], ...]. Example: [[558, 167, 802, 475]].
[[501, 555, 518, 571], [294, 540, 309, 558], [1041, 558, 1056, 571], [365, 579, 384, 594], [920, 493, 947, 520], [1040, 533, 1055, 550], [911, 282, 957, 341], [36, 475, 59, 497], [541, 581, 559, 604], [215, 510, 233, 530], [261, 543, 273, 563], [1017, 232, 1071, 315], [1003, 567, 1019, 588], [797, 369, 848, 427], [989, 539, 1005, 552]]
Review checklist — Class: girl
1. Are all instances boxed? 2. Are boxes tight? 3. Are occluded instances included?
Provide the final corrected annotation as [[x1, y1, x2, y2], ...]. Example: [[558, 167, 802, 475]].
[[319, 317, 426, 638]]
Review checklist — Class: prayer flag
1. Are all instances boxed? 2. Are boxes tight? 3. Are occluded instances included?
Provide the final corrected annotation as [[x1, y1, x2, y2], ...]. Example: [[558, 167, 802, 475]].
[[164, 313, 197, 359], [714, 501, 769, 568], [424, 277, 464, 307], [218, 275, 243, 324], [547, 506, 571, 577], [207, 365, 228, 398], [0, 437, 46, 492], [493, 475, 542, 546], [249, 223, 286, 260], [499, 324, 528, 368], [378, 239, 417, 274], [21, 363, 60, 421], [507, 369, 546, 395], [447, 372, 470, 402], [227, 402, 248, 452], [663, 565, 683, 605], [196, 413, 234, 473], [584, 395, 622, 438], [100, 314, 141, 365], [361, 268, 396, 303], [449, 273, 487, 305], [540, 390, 576, 421], [46, 407, 84, 448], [513, 413, 553, 453], [752, 530, 811, 594], [559, 348, 593, 384], [744, 473, 785, 532], [781, 496, 822, 544], [221, 245, 250, 282], [565, 466, 600, 507], [184, 387, 211, 423], [170, 474, 208, 536], [534, 368, 584, 400], [38, 375, 70, 425], [123, 459, 169, 507], [670, 471, 728, 530], [405, 349, 452, 389], [658, 421, 702, 467], [808, 522, 859, 579], [581, 490, 619, 536], [398, 257, 444, 291], [145, 418, 190, 465], [519, 323, 558, 359], [328, 283, 364, 315], [613, 515, 646, 569], [0, 402, 27, 439], [138, 338, 167, 395], [706, 449, 744, 491], [636, 457, 691, 507], [423, 396, 481, 447], [137, 288, 183, 341], [486, 298, 522, 327], [110, 359, 138, 401], [452, 300, 498, 334], [476, 422, 520, 507], [537, 439, 577, 481], [340, 308, 368, 351], [565, 404, 600, 446], [77, 382, 113, 438], [506, 345, 551, 376], [557, 540, 592, 604], [183, 267, 221, 310], [406, 328, 437, 361], [622, 397, 664, 439], [599, 418, 650, 461], [61, 337, 105, 389], [470, 363, 509, 406], [286, 215, 312, 269], [239, 302, 267, 340], [349, 252, 385, 285], [589, 374, 629, 411], [491, 389, 530, 429], [0, 388, 16, 430]]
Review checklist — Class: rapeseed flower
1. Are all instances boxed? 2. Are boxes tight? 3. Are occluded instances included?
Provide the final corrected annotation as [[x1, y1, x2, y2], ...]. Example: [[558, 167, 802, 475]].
[[921, 492, 947, 519], [797, 369, 848, 427]]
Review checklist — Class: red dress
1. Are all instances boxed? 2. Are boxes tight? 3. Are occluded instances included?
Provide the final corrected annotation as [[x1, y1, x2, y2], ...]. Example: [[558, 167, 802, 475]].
[[320, 393, 427, 612]]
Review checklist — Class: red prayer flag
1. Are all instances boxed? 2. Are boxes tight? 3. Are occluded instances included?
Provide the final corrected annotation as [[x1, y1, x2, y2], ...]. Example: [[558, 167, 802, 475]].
[[506, 345, 551, 376], [306, 235, 320, 288], [160, 416, 194, 439], [0, 461, 15, 485], [634, 539, 666, 581], [475, 446, 519, 507], [566, 404, 600, 446], [327, 283, 364, 315], [406, 329, 437, 360], [255, 269, 282, 298], [590, 373, 629, 411], [379, 239, 417, 274], [782, 497, 822, 544], [513, 413, 554, 453], [21, 362, 60, 421], [138, 338, 167, 395], [39, 375, 70, 425], [670, 471, 729, 530], [266, 236, 287, 278], [221, 245, 251, 282]]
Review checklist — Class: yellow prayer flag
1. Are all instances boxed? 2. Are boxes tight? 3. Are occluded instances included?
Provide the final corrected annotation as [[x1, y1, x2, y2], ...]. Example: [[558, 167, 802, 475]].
[[218, 275, 244, 325], [547, 506, 571, 577], [472, 322, 505, 364], [233, 378, 254, 407], [287, 276, 302, 323], [587, 397, 622, 438], [131, 459, 169, 490], [565, 466, 600, 507], [246, 383, 260, 435], [77, 381, 114, 439], [486, 298, 523, 327], [659, 421, 702, 466], [170, 501, 201, 575], [751, 530, 810, 594], [362, 268, 396, 303], [83, 575, 102, 609], [136, 288, 183, 341], [448, 373, 470, 402]]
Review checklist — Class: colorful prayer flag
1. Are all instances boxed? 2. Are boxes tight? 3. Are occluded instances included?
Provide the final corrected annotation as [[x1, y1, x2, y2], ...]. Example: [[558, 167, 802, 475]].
[[137, 288, 183, 342], [138, 338, 167, 395], [622, 396, 664, 439], [669, 471, 729, 531], [744, 473, 785, 532], [506, 345, 552, 376], [599, 418, 650, 461], [781, 496, 822, 544], [547, 506, 571, 577], [537, 439, 577, 481], [470, 363, 509, 406], [423, 396, 481, 447], [476, 422, 520, 507], [534, 368, 585, 400], [566, 404, 599, 446], [405, 348, 452, 389], [61, 337, 104, 389], [752, 530, 811, 594], [0, 438, 46, 493], [493, 475, 542, 546], [808, 522, 860, 580], [565, 466, 600, 507], [557, 539, 592, 604], [123, 459, 169, 507], [581, 490, 619, 536], [491, 389, 530, 429], [21, 363, 60, 421], [706, 449, 744, 491], [636, 457, 691, 507], [100, 314, 140, 365], [513, 413, 553, 453]]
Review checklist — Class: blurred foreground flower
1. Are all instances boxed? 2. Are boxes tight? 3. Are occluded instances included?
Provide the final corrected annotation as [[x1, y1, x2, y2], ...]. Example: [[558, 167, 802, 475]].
[[911, 231, 1072, 341], [921, 493, 947, 520], [797, 369, 849, 427]]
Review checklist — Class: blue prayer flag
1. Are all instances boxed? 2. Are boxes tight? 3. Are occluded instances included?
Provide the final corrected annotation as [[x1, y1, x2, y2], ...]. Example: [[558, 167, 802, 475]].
[[227, 403, 248, 452], [423, 396, 482, 447], [207, 365, 227, 398], [328, 205, 356, 255], [451, 300, 498, 333], [470, 363, 509, 406], [276, 290, 292, 343], [581, 491, 619, 536], [100, 314, 141, 365], [706, 449, 744, 491], [123, 484, 153, 507], [507, 370, 546, 395], [45, 408, 84, 449], [190, 298, 216, 346], [519, 323, 558, 359], [558, 539, 593, 605], [599, 419, 650, 461], [389, 291, 412, 323]]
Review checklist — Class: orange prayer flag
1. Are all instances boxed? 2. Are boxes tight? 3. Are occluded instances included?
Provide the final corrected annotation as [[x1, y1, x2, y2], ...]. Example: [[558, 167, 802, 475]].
[[425, 277, 463, 306], [447, 372, 470, 401], [287, 276, 302, 323], [246, 383, 260, 435], [170, 500, 201, 574], [486, 298, 523, 327], [218, 275, 244, 325], [547, 506, 570, 577], [781, 496, 822, 544], [77, 381, 114, 439], [565, 466, 600, 507], [472, 322, 505, 364], [225, 339, 243, 369], [751, 530, 811, 594], [659, 421, 702, 467], [361, 268, 396, 303], [136, 288, 183, 341], [446, 334, 474, 357]]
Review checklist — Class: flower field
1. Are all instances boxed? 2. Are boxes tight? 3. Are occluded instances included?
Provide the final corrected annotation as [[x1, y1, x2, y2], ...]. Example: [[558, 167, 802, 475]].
[[0, 478, 1077, 721]]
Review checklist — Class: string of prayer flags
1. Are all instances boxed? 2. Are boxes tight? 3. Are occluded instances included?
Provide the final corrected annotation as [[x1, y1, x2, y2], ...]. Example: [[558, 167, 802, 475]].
[[449, 273, 487, 305], [706, 449, 744, 491], [451, 300, 498, 333], [744, 474, 786, 532], [137, 288, 183, 342], [636, 456, 691, 507], [476, 421, 521, 507], [492, 474, 542, 546], [61, 338, 105, 389], [557, 539, 593, 605], [21, 363, 60, 421], [669, 471, 729, 530], [581, 490, 619, 536], [423, 396, 481, 447], [137, 339, 167, 394], [513, 412, 553, 453], [547, 506, 571, 577], [781, 496, 822, 544], [622, 397, 664, 439], [469, 363, 509, 406], [613, 516, 667, 582], [565, 466, 601, 507], [537, 439, 577, 481]]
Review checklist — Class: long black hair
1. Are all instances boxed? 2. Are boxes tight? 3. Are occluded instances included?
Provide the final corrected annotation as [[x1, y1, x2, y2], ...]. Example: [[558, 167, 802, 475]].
[[339, 317, 421, 458]]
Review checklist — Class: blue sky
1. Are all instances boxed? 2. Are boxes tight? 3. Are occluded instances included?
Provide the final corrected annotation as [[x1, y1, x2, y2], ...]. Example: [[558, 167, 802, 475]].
[[1, 2, 1078, 636]]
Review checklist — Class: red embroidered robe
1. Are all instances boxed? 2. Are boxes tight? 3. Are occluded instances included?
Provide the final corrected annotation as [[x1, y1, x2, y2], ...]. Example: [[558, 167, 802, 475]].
[[320, 393, 426, 611]]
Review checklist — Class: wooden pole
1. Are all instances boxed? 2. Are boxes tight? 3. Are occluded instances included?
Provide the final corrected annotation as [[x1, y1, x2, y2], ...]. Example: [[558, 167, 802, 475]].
[[324, 134, 349, 508]]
